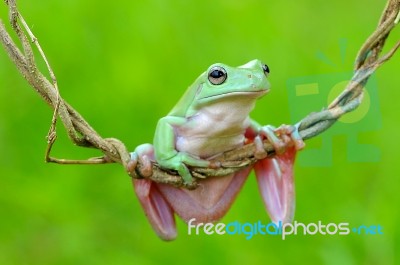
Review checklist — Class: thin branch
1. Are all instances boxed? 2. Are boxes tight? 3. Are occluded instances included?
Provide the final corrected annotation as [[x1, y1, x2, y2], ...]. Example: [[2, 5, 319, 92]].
[[18, 14, 63, 162], [0, 0, 399, 189]]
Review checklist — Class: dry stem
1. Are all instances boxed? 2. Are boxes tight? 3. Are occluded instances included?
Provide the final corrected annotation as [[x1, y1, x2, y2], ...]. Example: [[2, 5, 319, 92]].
[[0, 0, 399, 189]]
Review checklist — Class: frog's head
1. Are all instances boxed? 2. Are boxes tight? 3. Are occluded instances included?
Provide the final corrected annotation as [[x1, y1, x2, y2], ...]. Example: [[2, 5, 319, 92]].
[[194, 59, 271, 106], [168, 59, 271, 117]]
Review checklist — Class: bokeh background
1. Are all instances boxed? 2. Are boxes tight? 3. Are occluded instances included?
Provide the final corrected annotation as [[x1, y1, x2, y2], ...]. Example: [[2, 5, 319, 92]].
[[0, 0, 399, 264]]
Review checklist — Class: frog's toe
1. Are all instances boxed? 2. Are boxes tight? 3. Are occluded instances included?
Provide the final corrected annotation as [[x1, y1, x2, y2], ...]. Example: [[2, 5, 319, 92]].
[[260, 125, 286, 154], [175, 153, 211, 185], [127, 152, 138, 177], [293, 138, 305, 150], [177, 163, 194, 185], [138, 155, 153, 177], [253, 135, 268, 159], [275, 124, 305, 151], [291, 128, 305, 151]]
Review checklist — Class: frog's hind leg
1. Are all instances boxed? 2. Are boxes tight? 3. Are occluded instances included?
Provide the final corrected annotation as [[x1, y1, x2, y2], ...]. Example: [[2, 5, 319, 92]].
[[133, 179, 176, 240], [130, 144, 177, 241], [254, 147, 297, 224], [157, 167, 251, 224], [248, 123, 304, 224]]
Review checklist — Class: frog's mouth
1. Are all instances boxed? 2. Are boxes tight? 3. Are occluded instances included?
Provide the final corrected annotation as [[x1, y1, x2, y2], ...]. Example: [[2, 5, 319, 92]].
[[198, 89, 269, 101]]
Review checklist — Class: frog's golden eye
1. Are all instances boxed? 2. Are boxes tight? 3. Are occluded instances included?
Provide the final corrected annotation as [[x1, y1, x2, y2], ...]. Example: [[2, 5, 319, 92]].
[[262, 63, 270, 77], [208, 66, 227, 85]]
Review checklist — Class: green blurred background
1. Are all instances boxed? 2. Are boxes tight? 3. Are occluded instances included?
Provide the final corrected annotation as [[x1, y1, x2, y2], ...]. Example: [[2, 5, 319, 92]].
[[0, 0, 399, 264]]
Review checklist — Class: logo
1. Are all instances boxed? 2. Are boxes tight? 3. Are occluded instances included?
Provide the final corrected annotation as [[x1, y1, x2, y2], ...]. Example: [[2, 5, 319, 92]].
[[187, 218, 383, 240], [286, 39, 381, 166]]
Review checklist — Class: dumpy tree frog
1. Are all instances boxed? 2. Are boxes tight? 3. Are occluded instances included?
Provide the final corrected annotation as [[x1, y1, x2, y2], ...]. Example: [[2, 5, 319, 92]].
[[129, 60, 304, 240]]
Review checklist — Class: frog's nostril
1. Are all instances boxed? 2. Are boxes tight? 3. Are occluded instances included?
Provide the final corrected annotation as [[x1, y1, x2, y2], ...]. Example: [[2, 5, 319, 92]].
[[248, 74, 252, 79]]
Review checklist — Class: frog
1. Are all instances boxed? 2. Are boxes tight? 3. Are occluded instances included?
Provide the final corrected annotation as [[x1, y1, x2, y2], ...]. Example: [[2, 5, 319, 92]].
[[128, 59, 305, 240]]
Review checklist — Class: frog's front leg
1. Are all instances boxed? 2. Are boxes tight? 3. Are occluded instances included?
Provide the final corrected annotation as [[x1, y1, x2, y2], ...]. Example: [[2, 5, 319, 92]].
[[154, 116, 210, 185]]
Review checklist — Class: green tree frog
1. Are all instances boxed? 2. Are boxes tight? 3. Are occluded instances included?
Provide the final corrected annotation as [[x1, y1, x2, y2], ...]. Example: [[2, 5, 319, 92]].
[[129, 60, 304, 240]]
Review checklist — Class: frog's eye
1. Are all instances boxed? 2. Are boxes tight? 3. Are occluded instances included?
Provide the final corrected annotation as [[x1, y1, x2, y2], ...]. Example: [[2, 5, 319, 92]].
[[262, 64, 270, 77], [208, 66, 227, 85]]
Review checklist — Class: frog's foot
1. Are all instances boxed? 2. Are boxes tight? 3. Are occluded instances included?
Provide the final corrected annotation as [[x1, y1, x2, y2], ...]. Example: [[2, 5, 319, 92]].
[[159, 152, 211, 186], [128, 143, 155, 178], [258, 125, 285, 154], [259, 124, 304, 155], [274, 124, 305, 151]]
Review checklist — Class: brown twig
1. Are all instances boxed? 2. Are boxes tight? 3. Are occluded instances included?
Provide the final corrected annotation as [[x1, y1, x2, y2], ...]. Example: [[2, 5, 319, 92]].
[[0, 0, 399, 189]]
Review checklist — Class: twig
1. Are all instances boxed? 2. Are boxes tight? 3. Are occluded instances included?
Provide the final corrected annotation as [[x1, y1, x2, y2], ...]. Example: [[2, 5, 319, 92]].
[[0, 0, 399, 189], [18, 13, 62, 163]]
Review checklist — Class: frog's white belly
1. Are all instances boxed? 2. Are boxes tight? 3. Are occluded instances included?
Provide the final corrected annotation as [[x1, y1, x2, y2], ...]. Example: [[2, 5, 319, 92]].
[[175, 99, 255, 159]]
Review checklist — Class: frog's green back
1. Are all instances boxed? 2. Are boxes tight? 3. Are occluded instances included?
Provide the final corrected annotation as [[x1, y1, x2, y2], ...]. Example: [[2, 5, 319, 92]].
[[167, 73, 205, 117]]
